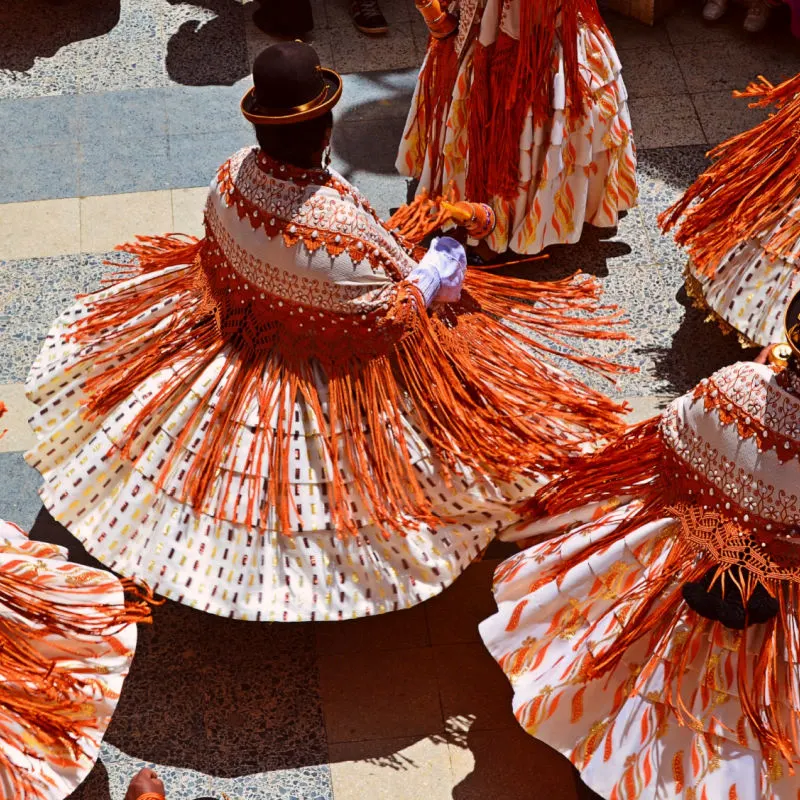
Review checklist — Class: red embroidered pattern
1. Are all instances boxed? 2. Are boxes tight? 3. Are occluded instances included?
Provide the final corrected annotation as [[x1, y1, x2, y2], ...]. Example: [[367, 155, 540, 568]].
[[199, 231, 418, 364], [691, 363, 800, 463], [205, 201, 397, 314], [215, 148, 414, 277]]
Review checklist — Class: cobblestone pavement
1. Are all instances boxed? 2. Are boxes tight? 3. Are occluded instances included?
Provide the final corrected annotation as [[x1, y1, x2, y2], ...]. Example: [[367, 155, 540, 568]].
[[1, 1, 799, 797]]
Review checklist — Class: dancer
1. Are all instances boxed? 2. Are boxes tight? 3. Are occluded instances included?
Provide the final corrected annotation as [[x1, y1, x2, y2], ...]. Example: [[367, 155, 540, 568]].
[[661, 73, 800, 348], [0, 403, 149, 800], [398, 0, 638, 257], [26, 42, 631, 623], [480, 294, 800, 799]]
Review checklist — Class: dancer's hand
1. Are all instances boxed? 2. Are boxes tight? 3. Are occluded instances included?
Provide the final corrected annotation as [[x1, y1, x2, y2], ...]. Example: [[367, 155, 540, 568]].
[[409, 236, 467, 305], [125, 768, 166, 800]]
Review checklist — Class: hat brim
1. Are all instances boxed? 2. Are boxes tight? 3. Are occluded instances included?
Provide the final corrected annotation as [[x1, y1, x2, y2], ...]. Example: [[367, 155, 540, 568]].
[[241, 67, 342, 126]]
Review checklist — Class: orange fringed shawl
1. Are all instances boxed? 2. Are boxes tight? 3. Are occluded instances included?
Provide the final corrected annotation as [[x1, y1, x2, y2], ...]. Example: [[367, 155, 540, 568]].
[[0, 550, 152, 798], [660, 73, 800, 277], [69, 219, 631, 542], [515, 379, 800, 768], [409, 0, 608, 200]]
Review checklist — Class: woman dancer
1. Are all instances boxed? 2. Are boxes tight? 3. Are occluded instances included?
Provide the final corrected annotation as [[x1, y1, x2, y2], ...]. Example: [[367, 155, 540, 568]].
[[661, 72, 800, 348], [0, 403, 149, 799], [480, 292, 800, 798], [399, 0, 638, 257], [25, 43, 632, 624]]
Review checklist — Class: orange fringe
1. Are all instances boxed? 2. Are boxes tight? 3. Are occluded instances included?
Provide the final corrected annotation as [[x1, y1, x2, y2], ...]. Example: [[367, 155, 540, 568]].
[[517, 415, 800, 769], [0, 567, 152, 798], [69, 234, 633, 541], [410, 0, 607, 201], [518, 416, 664, 519], [406, 33, 460, 196], [659, 73, 800, 277]]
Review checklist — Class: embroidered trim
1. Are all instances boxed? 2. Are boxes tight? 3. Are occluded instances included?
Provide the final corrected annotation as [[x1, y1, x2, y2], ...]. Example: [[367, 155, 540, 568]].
[[660, 403, 800, 528], [205, 202, 397, 314], [216, 149, 415, 275], [692, 363, 800, 463]]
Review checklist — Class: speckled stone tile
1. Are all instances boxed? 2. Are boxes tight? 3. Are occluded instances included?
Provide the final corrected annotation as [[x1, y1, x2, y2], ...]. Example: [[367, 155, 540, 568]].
[[674, 35, 800, 95], [0, 0, 117, 99], [0, 452, 43, 532], [0, 142, 80, 204], [331, 21, 419, 75], [691, 89, 770, 146], [628, 94, 706, 149], [164, 1, 250, 88], [335, 69, 419, 124], [0, 252, 114, 383], [79, 89, 169, 143], [69, 746, 333, 800], [618, 46, 688, 98], [0, 94, 80, 149], [78, 135, 172, 197], [167, 80, 252, 136], [169, 129, 254, 189], [326, 0, 412, 29], [604, 10, 670, 50]]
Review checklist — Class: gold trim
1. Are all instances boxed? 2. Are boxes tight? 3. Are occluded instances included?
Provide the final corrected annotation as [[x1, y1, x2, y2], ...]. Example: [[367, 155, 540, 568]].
[[241, 68, 343, 126]]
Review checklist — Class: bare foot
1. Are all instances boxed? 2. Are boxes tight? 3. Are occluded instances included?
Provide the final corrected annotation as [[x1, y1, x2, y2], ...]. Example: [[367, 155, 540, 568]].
[[125, 768, 165, 800]]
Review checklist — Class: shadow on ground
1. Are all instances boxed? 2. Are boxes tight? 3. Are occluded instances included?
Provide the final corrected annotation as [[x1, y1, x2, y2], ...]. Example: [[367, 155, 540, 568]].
[[165, 0, 250, 86], [0, 0, 120, 72], [648, 286, 758, 395], [33, 510, 600, 800]]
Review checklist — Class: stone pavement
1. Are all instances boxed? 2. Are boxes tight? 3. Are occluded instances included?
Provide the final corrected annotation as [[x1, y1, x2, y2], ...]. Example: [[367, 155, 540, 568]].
[[0, 1, 799, 798]]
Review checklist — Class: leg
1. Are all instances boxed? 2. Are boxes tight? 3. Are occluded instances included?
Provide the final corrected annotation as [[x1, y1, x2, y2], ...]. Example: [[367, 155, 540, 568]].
[[252, 0, 314, 36], [350, 0, 389, 34]]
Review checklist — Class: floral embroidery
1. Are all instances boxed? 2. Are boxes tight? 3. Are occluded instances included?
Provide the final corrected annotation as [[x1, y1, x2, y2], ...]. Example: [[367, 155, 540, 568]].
[[692, 363, 800, 463]]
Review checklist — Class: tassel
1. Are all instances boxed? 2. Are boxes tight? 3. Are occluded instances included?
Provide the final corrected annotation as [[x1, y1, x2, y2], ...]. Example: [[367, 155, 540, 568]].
[[386, 187, 495, 243], [519, 416, 664, 518], [404, 34, 460, 195], [659, 73, 800, 276], [0, 565, 152, 799], [67, 236, 632, 541]]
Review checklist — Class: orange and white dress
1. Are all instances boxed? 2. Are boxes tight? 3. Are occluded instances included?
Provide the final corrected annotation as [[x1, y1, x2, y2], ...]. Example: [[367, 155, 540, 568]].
[[398, 0, 638, 255], [25, 146, 631, 623], [0, 517, 144, 800], [480, 360, 800, 799], [661, 74, 800, 348]]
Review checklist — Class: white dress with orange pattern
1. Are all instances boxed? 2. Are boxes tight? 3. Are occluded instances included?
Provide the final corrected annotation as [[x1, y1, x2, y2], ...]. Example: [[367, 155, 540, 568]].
[[25, 146, 631, 623], [660, 74, 800, 348], [398, 0, 638, 256], [480, 361, 800, 799], [0, 518, 141, 800]]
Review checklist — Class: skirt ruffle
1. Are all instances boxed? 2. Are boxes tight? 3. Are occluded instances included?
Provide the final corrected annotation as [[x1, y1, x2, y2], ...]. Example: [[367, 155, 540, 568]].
[[0, 520, 138, 800], [397, 22, 637, 255], [479, 505, 800, 799], [685, 215, 800, 348], [25, 266, 536, 622]]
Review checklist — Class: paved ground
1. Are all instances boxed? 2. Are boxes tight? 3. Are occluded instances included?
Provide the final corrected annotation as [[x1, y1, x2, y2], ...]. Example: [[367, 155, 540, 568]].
[[1, 1, 799, 798]]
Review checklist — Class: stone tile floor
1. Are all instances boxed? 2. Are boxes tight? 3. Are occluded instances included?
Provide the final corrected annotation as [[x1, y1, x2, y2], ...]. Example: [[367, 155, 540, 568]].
[[1, 0, 799, 797]]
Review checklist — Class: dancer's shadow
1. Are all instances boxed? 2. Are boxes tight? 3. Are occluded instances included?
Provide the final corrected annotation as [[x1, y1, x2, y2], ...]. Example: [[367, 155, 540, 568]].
[[0, 0, 120, 73], [647, 285, 757, 395], [165, 0, 250, 86]]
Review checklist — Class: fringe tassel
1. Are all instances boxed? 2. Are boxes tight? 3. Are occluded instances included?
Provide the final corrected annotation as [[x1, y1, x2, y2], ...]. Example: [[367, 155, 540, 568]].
[[69, 236, 632, 540], [0, 567, 152, 799], [405, 34, 460, 196], [659, 73, 800, 276], [519, 416, 664, 518]]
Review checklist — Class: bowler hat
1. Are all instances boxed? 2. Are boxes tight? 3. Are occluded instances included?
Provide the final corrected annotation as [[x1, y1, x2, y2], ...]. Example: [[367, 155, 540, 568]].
[[241, 42, 342, 126]]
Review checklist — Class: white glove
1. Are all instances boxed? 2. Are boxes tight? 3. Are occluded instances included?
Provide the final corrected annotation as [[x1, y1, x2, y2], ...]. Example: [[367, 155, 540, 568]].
[[408, 236, 467, 306]]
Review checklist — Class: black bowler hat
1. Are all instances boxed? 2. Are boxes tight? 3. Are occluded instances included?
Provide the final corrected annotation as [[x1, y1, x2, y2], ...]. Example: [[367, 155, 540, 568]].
[[241, 41, 342, 126]]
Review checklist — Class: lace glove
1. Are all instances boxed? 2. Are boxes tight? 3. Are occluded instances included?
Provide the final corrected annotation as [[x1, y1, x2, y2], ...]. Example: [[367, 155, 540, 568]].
[[408, 237, 467, 306]]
